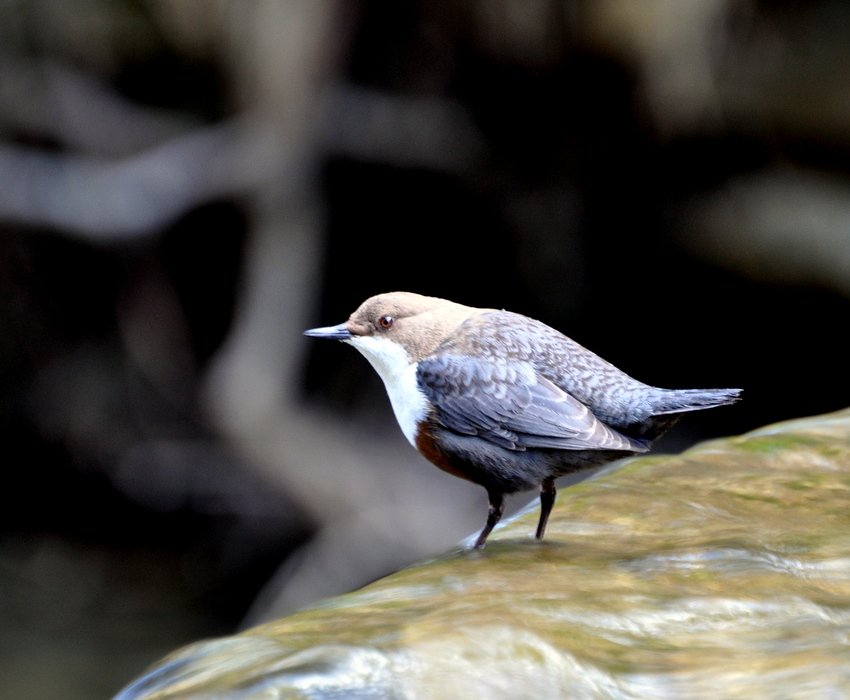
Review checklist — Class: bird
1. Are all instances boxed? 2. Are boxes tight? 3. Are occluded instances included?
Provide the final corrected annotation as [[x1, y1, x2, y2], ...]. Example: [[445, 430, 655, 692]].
[[304, 292, 741, 549]]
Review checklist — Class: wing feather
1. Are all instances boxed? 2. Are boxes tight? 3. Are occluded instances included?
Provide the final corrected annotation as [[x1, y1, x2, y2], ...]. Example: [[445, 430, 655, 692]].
[[416, 354, 647, 453]]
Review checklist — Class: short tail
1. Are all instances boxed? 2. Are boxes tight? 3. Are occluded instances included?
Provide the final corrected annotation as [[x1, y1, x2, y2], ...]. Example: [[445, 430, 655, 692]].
[[651, 387, 742, 416]]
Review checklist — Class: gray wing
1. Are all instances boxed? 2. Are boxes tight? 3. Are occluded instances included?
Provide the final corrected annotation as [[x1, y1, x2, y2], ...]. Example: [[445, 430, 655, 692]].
[[416, 354, 648, 453]]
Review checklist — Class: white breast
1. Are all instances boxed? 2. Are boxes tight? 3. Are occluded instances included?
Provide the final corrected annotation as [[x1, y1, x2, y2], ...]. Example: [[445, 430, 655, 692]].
[[346, 335, 429, 446]]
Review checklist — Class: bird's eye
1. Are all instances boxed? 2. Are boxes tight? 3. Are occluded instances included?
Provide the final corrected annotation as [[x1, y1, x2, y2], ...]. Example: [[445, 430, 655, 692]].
[[378, 315, 394, 330]]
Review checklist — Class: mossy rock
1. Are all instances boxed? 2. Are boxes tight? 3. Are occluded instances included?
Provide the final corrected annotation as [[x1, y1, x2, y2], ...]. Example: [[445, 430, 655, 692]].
[[116, 410, 850, 699]]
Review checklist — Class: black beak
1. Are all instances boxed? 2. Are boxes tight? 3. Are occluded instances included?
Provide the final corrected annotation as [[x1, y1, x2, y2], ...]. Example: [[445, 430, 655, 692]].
[[303, 323, 352, 340]]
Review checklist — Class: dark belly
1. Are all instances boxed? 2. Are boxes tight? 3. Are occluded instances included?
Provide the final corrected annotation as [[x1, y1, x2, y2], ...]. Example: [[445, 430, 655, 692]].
[[415, 421, 636, 495]]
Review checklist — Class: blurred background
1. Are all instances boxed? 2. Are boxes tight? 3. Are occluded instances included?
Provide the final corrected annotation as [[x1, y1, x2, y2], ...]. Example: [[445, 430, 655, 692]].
[[3, 1, 850, 698]]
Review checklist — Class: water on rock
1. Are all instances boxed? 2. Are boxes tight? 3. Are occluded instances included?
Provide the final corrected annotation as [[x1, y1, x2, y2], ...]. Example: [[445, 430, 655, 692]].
[[115, 410, 850, 699]]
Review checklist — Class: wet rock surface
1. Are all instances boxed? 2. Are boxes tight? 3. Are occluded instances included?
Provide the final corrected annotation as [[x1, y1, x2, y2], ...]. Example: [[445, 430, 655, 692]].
[[116, 410, 850, 699]]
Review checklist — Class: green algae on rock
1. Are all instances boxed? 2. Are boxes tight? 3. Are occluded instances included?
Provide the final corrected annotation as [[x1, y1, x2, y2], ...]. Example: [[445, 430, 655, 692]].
[[115, 409, 850, 700]]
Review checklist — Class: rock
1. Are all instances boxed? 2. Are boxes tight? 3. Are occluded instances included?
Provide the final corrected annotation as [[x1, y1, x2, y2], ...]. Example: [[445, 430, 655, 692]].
[[115, 410, 850, 699]]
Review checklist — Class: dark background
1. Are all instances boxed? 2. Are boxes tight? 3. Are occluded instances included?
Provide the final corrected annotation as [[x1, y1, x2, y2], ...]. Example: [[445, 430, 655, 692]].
[[2, 1, 849, 698]]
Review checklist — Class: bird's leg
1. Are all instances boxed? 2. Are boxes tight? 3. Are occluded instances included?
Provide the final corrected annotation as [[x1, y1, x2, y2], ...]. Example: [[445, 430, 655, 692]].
[[535, 477, 557, 540], [474, 492, 504, 549]]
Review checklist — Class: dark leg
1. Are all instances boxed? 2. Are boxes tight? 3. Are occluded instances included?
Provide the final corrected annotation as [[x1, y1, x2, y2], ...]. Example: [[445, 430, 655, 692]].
[[535, 478, 557, 540], [474, 492, 504, 549]]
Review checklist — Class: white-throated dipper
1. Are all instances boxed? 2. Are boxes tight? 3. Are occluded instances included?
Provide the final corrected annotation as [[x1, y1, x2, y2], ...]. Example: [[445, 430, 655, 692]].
[[305, 292, 741, 548]]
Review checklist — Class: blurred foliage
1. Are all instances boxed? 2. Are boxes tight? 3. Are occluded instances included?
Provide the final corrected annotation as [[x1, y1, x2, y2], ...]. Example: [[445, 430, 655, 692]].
[[3, 1, 850, 698]]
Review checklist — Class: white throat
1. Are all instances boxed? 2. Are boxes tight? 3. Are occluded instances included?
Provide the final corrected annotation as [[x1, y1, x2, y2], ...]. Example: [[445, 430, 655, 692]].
[[346, 335, 429, 446]]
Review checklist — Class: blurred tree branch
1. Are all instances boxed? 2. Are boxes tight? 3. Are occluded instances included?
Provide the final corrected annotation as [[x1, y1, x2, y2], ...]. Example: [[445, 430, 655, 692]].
[[7, 0, 850, 632]]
